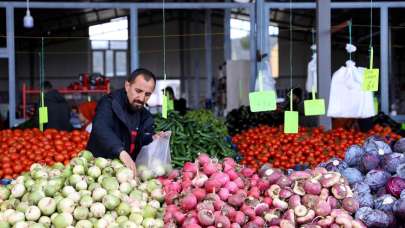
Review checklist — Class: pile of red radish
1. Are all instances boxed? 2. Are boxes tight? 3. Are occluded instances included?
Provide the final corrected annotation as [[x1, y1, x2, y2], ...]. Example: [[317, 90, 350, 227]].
[[159, 154, 367, 228]]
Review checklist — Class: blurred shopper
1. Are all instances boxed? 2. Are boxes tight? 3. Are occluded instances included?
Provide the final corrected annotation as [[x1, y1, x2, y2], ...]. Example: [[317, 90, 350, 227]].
[[77, 101, 97, 133], [36, 81, 72, 131], [163, 86, 187, 115]]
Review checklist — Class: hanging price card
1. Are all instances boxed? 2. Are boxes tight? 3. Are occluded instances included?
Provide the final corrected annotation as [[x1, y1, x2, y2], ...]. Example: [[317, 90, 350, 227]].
[[162, 95, 168, 119], [304, 99, 325, 116], [284, 111, 299, 134], [249, 91, 277, 112], [167, 99, 174, 111], [39, 106, 48, 124], [362, 68, 379, 92]]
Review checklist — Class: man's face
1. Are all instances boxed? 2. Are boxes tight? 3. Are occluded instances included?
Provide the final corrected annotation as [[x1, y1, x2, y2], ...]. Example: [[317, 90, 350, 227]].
[[125, 75, 155, 111]]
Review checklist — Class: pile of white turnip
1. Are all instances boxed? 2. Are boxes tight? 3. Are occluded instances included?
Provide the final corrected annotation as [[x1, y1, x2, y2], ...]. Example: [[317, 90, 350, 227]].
[[161, 154, 366, 228], [0, 151, 165, 228]]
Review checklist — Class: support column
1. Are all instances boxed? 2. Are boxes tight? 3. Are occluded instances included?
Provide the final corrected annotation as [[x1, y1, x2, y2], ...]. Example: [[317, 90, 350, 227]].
[[249, 6, 257, 91], [179, 12, 186, 94], [256, 0, 266, 72], [130, 6, 138, 72], [316, 0, 332, 129], [205, 10, 213, 100], [264, 7, 270, 57], [380, 7, 389, 114], [7, 6, 16, 127], [224, 7, 231, 61]]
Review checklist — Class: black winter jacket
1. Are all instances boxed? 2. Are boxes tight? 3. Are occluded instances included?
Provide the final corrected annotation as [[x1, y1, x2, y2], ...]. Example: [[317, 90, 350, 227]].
[[86, 89, 155, 160], [42, 90, 72, 131]]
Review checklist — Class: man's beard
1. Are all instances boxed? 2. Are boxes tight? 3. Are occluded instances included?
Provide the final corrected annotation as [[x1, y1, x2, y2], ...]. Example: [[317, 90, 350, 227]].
[[128, 100, 144, 112]]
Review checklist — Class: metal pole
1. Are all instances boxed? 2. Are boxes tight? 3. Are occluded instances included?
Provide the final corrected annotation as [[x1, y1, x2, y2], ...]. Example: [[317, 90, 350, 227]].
[[380, 7, 389, 114], [192, 14, 200, 109], [249, 6, 257, 91], [6, 6, 16, 127], [264, 7, 270, 57], [316, 0, 332, 130], [205, 10, 213, 101], [266, 2, 405, 9], [0, 2, 253, 9], [130, 6, 138, 72], [179, 12, 186, 94], [256, 0, 265, 72], [224, 7, 231, 61]]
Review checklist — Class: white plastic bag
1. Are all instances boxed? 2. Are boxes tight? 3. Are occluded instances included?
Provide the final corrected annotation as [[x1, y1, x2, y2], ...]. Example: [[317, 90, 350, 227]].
[[327, 59, 375, 118], [136, 132, 172, 177], [255, 60, 276, 91], [306, 53, 317, 93]]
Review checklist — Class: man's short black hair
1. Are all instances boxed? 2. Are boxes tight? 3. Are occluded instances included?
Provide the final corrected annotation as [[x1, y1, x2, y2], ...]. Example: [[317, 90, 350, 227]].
[[127, 68, 156, 84]]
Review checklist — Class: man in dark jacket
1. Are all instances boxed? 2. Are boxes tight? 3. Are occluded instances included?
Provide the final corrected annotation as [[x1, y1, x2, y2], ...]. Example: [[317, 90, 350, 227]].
[[42, 81, 72, 131], [87, 68, 162, 175]]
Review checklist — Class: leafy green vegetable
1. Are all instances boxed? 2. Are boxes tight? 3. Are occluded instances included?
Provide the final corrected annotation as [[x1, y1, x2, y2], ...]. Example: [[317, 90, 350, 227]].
[[155, 110, 235, 167]]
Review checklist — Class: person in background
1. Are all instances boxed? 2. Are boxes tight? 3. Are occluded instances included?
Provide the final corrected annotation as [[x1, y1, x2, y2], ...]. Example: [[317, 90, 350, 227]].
[[163, 86, 187, 115], [284, 87, 304, 112], [40, 81, 72, 131], [70, 107, 82, 129], [77, 101, 97, 133], [87, 68, 168, 176]]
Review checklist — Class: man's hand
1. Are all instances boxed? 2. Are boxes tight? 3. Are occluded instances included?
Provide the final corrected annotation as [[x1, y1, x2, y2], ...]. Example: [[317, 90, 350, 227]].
[[153, 131, 171, 140], [119, 151, 137, 176]]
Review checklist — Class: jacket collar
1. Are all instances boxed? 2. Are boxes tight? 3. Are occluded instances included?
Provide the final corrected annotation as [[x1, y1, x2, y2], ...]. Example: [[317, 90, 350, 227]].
[[110, 89, 147, 130]]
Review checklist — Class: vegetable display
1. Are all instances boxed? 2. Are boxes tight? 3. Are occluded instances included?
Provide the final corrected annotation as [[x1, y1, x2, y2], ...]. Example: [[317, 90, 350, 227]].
[[160, 154, 364, 227], [155, 111, 235, 167], [325, 136, 405, 227], [0, 151, 165, 227], [0, 129, 89, 179], [233, 125, 400, 170]]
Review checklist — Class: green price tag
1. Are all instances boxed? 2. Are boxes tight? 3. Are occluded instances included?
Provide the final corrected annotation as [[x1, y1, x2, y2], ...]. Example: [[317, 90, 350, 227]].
[[167, 99, 174, 111], [401, 123, 405, 130], [162, 95, 168, 119], [362, 68, 379, 92], [39, 106, 48, 124], [284, 111, 299, 134], [304, 99, 325, 116], [249, 91, 277, 112]]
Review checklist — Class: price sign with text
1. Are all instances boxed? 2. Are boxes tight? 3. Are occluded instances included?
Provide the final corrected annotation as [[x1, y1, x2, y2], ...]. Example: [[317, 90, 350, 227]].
[[362, 69, 379, 92]]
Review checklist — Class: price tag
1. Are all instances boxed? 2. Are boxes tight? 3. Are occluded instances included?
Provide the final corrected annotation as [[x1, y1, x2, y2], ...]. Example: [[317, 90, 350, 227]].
[[167, 99, 174, 111], [362, 68, 379, 92], [284, 111, 299, 134], [162, 95, 168, 119], [249, 91, 276, 112], [304, 99, 325, 116], [39, 106, 48, 124]]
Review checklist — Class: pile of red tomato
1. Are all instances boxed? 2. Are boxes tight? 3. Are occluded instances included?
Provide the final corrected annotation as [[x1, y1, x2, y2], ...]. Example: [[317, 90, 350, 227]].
[[0, 128, 89, 179], [232, 125, 401, 170]]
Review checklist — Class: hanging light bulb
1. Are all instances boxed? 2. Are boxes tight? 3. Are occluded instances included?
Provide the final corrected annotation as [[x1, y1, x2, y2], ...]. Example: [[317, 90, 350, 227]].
[[23, 0, 34, 28]]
